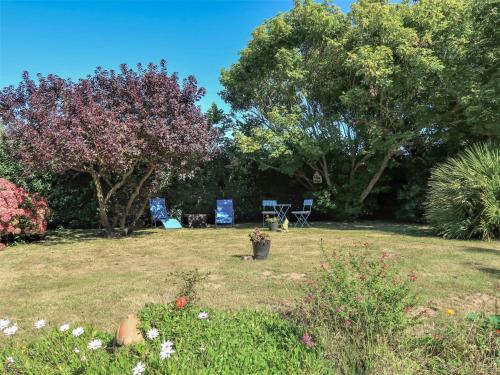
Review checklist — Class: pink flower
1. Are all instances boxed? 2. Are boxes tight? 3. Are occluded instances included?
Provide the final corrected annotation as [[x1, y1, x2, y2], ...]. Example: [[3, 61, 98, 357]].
[[0, 179, 49, 246], [300, 333, 315, 349]]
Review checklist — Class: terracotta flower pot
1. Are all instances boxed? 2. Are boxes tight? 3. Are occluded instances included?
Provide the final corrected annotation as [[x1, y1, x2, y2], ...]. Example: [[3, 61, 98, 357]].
[[116, 314, 144, 346]]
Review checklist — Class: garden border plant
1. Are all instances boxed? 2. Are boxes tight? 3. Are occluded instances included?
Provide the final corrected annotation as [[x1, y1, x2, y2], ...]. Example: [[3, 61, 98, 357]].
[[293, 243, 419, 372], [0, 178, 49, 249]]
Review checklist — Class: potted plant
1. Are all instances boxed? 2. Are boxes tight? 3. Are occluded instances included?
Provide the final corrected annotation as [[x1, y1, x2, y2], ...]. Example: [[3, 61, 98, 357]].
[[249, 228, 271, 260], [265, 215, 279, 231]]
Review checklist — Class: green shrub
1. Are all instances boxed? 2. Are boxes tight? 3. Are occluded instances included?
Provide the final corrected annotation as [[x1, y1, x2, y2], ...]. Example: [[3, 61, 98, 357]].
[[425, 142, 500, 240], [294, 247, 418, 373], [0, 305, 329, 374]]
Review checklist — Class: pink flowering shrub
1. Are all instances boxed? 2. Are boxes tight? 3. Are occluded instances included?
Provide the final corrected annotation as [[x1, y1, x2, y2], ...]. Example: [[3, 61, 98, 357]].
[[0, 178, 49, 248]]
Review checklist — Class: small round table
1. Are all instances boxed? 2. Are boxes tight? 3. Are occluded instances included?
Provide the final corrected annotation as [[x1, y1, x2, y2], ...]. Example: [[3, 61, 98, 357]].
[[274, 204, 291, 224], [183, 214, 208, 228]]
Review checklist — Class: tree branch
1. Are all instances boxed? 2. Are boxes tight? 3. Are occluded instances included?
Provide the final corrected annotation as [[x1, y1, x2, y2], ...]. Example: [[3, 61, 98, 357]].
[[359, 147, 397, 204], [119, 165, 155, 234], [103, 164, 135, 204]]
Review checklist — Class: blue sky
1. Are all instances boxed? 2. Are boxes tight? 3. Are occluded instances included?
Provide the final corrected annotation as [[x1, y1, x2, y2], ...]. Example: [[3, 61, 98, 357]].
[[1, 0, 352, 111]]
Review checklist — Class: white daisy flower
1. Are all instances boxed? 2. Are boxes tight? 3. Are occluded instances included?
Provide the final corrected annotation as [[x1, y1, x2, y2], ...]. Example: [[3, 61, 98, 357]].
[[34, 319, 46, 329], [160, 340, 175, 360], [59, 323, 70, 332], [72, 327, 84, 337], [0, 318, 10, 331], [200, 346, 206, 352], [146, 328, 159, 340], [198, 312, 209, 320], [3, 325, 18, 336], [74, 347, 80, 353], [161, 340, 174, 350], [87, 339, 102, 350], [6, 357, 14, 364], [132, 361, 146, 375]]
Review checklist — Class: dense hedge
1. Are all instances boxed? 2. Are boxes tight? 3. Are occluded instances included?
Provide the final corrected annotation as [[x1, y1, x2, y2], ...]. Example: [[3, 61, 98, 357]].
[[1, 128, 494, 228]]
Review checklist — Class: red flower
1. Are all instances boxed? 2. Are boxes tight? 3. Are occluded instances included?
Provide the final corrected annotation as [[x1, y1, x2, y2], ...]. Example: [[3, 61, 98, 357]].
[[175, 296, 187, 309]]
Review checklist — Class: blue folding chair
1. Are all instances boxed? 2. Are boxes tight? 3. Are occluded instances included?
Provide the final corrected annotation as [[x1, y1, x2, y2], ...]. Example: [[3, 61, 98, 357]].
[[215, 199, 234, 227], [261, 200, 278, 227], [149, 197, 182, 229], [291, 199, 313, 227]]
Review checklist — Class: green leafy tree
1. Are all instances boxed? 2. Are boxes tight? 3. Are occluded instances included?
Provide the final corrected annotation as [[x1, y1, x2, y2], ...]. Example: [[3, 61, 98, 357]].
[[221, 1, 448, 216], [221, 0, 491, 218], [413, 0, 500, 140]]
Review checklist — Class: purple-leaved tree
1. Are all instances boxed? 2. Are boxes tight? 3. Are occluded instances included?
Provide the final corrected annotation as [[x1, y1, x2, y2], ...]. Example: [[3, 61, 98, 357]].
[[0, 61, 219, 236]]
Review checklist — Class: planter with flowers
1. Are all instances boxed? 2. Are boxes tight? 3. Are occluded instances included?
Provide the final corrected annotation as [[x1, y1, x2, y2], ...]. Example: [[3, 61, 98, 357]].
[[265, 216, 279, 231], [249, 228, 271, 260]]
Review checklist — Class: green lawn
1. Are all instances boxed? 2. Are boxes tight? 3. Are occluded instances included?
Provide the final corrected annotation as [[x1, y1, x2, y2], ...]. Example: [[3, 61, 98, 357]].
[[1, 222, 498, 343]]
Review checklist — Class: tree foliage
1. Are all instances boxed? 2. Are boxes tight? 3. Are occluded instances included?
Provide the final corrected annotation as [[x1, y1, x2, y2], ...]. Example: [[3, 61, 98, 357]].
[[0, 61, 219, 235], [221, 0, 498, 219]]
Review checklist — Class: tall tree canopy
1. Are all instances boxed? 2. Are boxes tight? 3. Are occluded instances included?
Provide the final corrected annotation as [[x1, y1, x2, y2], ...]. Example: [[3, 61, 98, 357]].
[[0, 61, 219, 235], [221, 0, 497, 218]]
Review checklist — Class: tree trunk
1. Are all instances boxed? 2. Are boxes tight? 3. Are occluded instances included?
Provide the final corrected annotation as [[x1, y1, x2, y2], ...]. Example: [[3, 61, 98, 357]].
[[128, 191, 154, 235], [359, 148, 396, 204], [90, 171, 113, 236], [104, 165, 135, 205], [119, 166, 155, 235]]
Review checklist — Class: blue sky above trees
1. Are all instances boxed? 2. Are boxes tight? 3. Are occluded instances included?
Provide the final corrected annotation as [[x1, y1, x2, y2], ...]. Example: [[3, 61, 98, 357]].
[[0, 0, 352, 111]]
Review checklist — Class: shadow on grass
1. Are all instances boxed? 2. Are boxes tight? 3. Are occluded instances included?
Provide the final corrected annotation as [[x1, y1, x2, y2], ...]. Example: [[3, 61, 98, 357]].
[[315, 221, 436, 238], [34, 221, 444, 246], [463, 261, 500, 278], [462, 247, 500, 256], [475, 267, 500, 277], [39, 228, 157, 246], [225, 220, 436, 238], [231, 254, 254, 259]]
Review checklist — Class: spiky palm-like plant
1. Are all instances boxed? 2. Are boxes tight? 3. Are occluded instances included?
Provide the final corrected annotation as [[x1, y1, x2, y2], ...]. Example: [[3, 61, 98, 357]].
[[425, 142, 500, 240]]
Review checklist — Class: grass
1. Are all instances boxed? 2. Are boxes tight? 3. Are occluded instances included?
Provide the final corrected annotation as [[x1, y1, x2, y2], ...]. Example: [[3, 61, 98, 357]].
[[0, 221, 498, 343]]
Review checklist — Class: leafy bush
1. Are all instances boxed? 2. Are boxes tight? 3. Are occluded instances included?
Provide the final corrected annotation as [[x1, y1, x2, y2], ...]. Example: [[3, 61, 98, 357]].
[[395, 183, 427, 222], [425, 142, 500, 240], [0, 178, 49, 248], [294, 247, 417, 372], [0, 304, 328, 374], [2, 134, 98, 229]]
